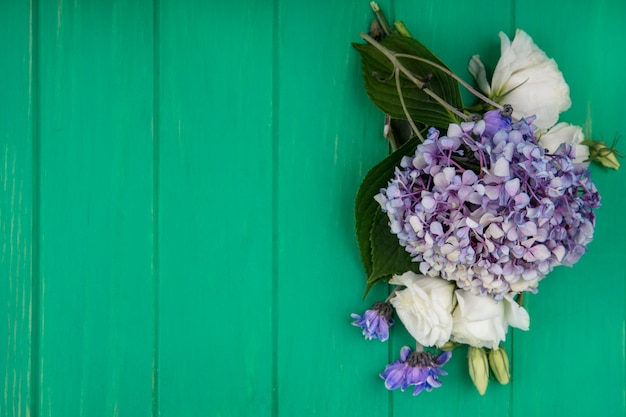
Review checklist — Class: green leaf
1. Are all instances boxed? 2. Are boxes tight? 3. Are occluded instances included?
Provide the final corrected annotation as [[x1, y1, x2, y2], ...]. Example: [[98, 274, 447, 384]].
[[355, 136, 423, 297], [353, 34, 464, 130], [364, 208, 422, 296]]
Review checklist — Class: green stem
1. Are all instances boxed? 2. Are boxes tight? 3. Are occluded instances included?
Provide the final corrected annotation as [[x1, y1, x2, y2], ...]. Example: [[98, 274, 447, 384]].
[[369, 2, 392, 36], [360, 32, 470, 122], [395, 53, 503, 110], [384, 286, 402, 302], [384, 115, 400, 151], [395, 69, 424, 141]]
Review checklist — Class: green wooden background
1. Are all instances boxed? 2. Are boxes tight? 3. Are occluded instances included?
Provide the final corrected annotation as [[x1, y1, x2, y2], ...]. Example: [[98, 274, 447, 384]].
[[1, 0, 625, 416]]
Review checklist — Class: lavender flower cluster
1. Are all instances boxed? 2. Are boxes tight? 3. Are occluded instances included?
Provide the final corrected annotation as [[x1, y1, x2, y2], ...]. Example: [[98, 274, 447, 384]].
[[375, 110, 600, 299], [380, 347, 452, 395], [351, 302, 394, 341]]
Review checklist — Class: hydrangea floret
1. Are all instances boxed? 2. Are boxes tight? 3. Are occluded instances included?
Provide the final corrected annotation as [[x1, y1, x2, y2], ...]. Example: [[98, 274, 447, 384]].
[[375, 110, 600, 299]]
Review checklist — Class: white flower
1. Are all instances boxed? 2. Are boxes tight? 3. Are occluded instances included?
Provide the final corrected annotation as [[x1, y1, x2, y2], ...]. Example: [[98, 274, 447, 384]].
[[469, 29, 571, 132], [389, 272, 456, 347], [469, 30, 591, 163], [539, 122, 589, 163], [450, 290, 529, 349]]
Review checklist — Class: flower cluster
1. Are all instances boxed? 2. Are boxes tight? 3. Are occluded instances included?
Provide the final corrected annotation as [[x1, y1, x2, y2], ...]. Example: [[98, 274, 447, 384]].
[[352, 3, 617, 397], [386, 271, 529, 350], [380, 347, 452, 395], [375, 111, 600, 299], [351, 302, 394, 341]]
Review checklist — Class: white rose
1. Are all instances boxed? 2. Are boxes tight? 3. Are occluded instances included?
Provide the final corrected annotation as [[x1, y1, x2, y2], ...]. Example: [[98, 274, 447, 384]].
[[450, 290, 529, 349], [469, 29, 571, 132], [389, 272, 455, 347], [539, 122, 589, 164]]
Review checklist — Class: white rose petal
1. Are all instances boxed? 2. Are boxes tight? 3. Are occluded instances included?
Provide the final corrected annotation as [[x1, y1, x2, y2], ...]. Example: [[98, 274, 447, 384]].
[[451, 290, 529, 349], [539, 122, 590, 163], [476, 30, 571, 132], [503, 296, 530, 331], [389, 272, 456, 347], [468, 55, 492, 96]]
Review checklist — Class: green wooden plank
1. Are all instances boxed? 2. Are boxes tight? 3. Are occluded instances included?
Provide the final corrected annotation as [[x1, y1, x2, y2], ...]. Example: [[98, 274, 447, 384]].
[[37, 1, 155, 415], [0, 1, 34, 416], [0, 1, 619, 416], [275, 1, 392, 415], [388, 1, 517, 414], [511, 1, 626, 416], [157, 1, 274, 416]]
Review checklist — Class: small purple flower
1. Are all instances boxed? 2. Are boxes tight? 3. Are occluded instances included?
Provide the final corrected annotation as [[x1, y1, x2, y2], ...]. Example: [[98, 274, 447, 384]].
[[483, 108, 512, 137], [351, 302, 394, 341], [380, 347, 452, 395]]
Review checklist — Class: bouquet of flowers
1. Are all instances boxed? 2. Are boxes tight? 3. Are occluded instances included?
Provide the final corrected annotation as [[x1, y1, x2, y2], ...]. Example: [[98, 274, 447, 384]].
[[351, 3, 620, 396]]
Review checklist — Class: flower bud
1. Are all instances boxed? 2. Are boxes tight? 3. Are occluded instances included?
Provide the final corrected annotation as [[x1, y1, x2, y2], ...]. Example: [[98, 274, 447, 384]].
[[586, 140, 621, 170], [468, 346, 489, 395], [488, 346, 510, 385], [440, 341, 459, 352]]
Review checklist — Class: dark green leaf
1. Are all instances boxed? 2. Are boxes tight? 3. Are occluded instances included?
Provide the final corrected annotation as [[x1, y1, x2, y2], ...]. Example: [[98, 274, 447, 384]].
[[364, 208, 422, 296], [355, 136, 423, 297], [353, 34, 464, 130]]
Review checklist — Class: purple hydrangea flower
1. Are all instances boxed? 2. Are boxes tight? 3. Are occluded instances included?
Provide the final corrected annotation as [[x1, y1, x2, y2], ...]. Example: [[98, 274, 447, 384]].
[[351, 302, 394, 341], [483, 107, 513, 137], [376, 111, 601, 299], [380, 347, 452, 395]]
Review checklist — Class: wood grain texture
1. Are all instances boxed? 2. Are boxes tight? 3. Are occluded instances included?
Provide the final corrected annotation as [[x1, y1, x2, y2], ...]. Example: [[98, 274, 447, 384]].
[[275, 1, 392, 415], [157, 1, 274, 416], [0, 1, 34, 416], [1, 1, 624, 416], [511, 1, 626, 416], [37, 1, 155, 415]]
